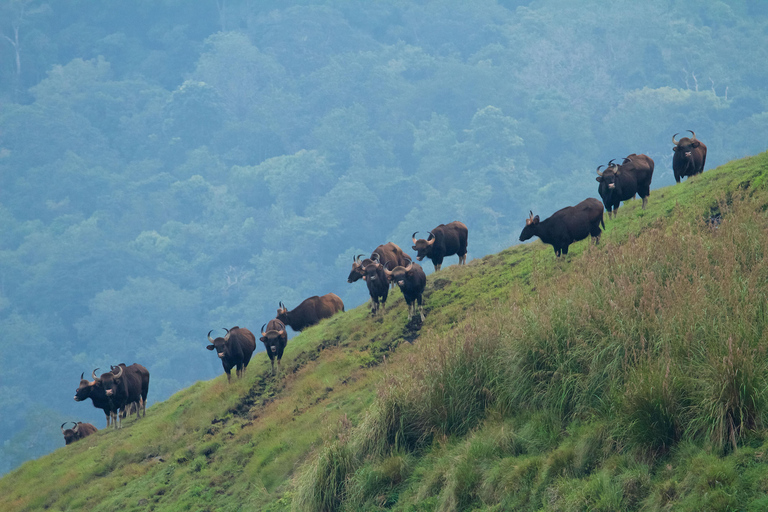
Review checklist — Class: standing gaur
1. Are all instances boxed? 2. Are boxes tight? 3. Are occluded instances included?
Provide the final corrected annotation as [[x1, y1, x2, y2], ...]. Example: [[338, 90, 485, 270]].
[[520, 198, 605, 257], [96, 363, 150, 428], [383, 261, 427, 322], [260, 319, 288, 375], [61, 421, 98, 445], [360, 258, 389, 315], [206, 326, 257, 383], [74, 367, 121, 428], [672, 130, 707, 182], [411, 221, 468, 271], [596, 153, 655, 218]]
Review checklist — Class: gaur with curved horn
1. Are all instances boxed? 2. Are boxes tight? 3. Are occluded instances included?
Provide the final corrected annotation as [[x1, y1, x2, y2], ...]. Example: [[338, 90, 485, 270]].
[[260, 319, 288, 376], [361, 257, 389, 316], [385, 260, 427, 322], [206, 326, 256, 383], [672, 129, 707, 182], [411, 221, 468, 271], [61, 421, 98, 445], [348, 243, 411, 285], [596, 153, 655, 218], [520, 198, 605, 257]]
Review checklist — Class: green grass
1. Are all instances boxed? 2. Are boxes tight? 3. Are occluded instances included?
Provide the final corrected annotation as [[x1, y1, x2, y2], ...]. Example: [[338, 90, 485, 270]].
[[2, 152, 768, 511]]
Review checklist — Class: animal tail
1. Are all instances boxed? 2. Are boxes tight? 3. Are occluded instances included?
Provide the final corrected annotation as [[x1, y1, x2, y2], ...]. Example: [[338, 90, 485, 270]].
[[600, 213, 605, 230]]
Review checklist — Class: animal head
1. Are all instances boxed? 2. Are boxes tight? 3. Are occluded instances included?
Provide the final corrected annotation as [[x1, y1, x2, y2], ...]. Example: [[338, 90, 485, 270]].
[[672, 130, 701, 158], [206, 328, 232, 359], [347, 254, 366, 283], [362, 256, 384, 282], [276, 302, 290, 323], [99, 364, 123, 397], [411, 232, 435, 260], [595, 159, 621, 189], [260, 321, 286, 354], [519, 211, 540, 241], [383, 261, 413, 287], [61, 422, 80, 445]]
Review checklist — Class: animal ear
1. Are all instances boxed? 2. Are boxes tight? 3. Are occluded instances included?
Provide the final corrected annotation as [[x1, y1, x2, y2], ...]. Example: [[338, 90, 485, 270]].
[[672, 146, 678, 152], [411, 246, 417, 251], [206, 344, 215, 351], [362, 275, 368, 281], [260, 337, 267, 342], [692, 141, 700, 148], [533, 216, 540, 224], [595, 176, 602, 182]]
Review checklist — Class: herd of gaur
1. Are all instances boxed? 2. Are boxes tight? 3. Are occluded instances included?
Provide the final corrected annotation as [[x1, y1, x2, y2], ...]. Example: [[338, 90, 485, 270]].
[[63, 131, 707, 445]]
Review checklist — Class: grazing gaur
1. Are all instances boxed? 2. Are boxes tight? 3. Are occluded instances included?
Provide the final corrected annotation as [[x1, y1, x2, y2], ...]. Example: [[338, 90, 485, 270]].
[[411, 221, 468, 271], [383, 261, 427, 321], [260, 319, 288, 375], [348, 243, 412, 285], [206, 327, 257, 383], [61, 421, 98, 445], [596, 153, 655, 219], [74, 368, 119, 428], [672, 130, 707, 182], [97, 363, 150, 428], [361, 259, 389, 315], [276, 293, 345, 331], [519, 198, 605, 257]]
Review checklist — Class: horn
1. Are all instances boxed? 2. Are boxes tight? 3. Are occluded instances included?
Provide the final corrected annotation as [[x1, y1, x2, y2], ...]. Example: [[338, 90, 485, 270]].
[[412, 231, 419, 244], [61, 422, 68, 433], [608, 159, 617, 167], [371, 252, 381, 263], [207, 330, 215, 343], [113, 365, 123, 379], [672, 132, 680, 145], [427, 231, 435, 245], [529, 210, 534, 219], [687, 129, 697, 141], [92, 368, 100, 380], [596, 165, 604, 176], [80, 372, 84, 380], [404, 261, 413, 272], [223, 327, 231, 341], [73, 422, 80, 433], [261, 323, 267, 336], [622, 157, 631, 164], [355, 254, 364, 263]]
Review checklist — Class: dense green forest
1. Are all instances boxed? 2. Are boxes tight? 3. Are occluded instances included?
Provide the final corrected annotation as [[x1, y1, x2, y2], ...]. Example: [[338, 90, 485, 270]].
[[1, 0, 767, 473]]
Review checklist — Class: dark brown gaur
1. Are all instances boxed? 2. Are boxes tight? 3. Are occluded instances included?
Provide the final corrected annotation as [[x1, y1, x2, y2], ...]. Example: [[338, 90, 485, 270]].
[[260, 320, 288, 375]]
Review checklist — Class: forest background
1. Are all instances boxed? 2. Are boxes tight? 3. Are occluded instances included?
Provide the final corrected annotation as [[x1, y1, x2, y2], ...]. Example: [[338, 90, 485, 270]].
[[1, 0, 767, 474]]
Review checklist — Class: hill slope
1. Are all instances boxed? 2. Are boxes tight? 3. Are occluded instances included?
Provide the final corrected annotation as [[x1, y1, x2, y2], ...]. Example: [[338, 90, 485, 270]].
[[1, 152, 768, 511]]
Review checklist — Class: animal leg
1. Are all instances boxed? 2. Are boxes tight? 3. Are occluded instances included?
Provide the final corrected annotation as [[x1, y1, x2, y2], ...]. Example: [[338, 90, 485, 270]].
[[642, 196, 648, 209], [271, 359, 275, 376], [434, 263, 441, 271]]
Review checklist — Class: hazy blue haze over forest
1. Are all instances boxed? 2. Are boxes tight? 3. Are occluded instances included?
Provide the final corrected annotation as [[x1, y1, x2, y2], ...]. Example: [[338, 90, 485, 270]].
[[1, 0, 767, 473]]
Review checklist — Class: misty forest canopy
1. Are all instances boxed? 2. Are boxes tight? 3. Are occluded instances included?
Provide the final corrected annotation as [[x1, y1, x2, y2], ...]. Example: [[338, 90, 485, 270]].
[[1, 0, 768, 474]]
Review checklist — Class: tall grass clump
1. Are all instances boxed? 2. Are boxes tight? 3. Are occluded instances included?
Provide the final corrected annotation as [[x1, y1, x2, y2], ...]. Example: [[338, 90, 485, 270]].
[[358, 315, 512, 456], [293, 418, 358, 512]]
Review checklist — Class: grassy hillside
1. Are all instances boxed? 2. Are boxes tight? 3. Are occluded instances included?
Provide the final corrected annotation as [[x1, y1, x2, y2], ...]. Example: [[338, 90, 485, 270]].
[[2, 152, 768, 512]]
